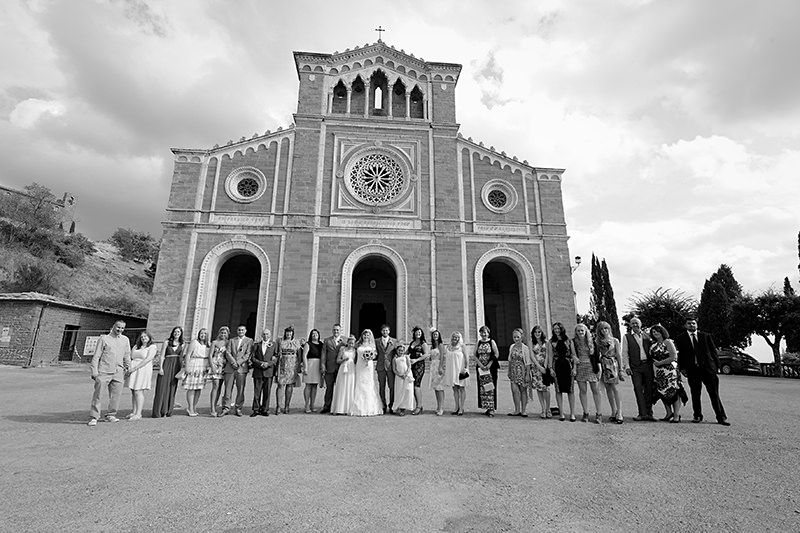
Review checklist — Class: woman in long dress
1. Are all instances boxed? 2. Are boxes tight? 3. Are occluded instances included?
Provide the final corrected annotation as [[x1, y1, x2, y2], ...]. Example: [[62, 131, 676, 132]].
[[573, 323, 603, 423], [207, 326, 229, 417], [529, 325, 551, 418], [350, 329, 383, 417], [428, 329, 446, 416], [151, 326, 183, 418], [407, 326, 430, 415], [442, 331, 468, 415], [302, 329, 324, 413], [549, 322, 578, 421], [475, 326, 500, 417], [276, 326, 302, 415], [182, 328, 210, 417], [391, 345, 415, 415], [126, 331, 157, 420], [331, 335, 357, 414], [649, 324, 688, 422], [595, 321, 624, 424]]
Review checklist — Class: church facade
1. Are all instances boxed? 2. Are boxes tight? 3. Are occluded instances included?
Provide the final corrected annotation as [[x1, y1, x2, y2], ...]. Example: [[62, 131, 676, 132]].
[[149, 41, 575, 354]]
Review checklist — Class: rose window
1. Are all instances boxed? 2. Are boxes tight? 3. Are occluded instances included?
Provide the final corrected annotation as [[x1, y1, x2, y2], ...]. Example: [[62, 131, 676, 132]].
[[487, 190, 507, 209], [348, 153, 405, 205], [237, 177, 259, 198]]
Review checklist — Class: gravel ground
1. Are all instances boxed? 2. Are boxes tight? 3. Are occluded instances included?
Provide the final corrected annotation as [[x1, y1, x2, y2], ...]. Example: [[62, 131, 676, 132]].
[[0, 364, 798, 532]]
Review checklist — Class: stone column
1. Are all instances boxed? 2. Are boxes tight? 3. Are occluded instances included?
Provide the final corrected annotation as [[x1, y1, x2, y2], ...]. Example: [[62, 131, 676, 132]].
[[387, 85, 393, 117], [405, 92, 411, 119], [346, 87, 352, 114], [364, 81, 371, 117], [327, 92, 333, 114]]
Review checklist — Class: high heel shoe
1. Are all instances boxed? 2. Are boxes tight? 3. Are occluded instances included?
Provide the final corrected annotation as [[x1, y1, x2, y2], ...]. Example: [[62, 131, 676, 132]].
[[670, 415, 681, 423], [660, 412, 674, 421]]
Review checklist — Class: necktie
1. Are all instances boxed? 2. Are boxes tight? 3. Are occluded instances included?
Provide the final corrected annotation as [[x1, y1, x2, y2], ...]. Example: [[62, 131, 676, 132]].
[[690, 334, 698, 365]]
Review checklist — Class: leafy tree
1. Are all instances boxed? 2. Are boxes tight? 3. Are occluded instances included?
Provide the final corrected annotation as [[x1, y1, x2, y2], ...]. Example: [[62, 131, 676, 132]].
[[110, 228, 158, 263], [698, 264, 747, 349], [732, 291, 800, 377], [2, 261, 60, 294], [628, 287, 698, 339], [589, 254, 621, 338], [55, 233, 96, 268], [0, 182, 61, 230]]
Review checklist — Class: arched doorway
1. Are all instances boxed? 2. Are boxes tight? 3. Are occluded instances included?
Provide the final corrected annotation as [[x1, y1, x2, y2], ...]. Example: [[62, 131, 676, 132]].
[[350, 256, 397, 339], [482, 260, 523, 360], [211, 254, 261, 337]]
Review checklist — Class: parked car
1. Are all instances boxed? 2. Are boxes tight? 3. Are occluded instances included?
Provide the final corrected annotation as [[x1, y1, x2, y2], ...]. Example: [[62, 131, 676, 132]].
[[717, 349, 761, 375]]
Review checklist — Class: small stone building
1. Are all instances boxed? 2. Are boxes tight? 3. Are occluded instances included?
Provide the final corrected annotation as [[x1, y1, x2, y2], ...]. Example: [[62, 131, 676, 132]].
[[0, 292, 146, 366], [149, 40, 575, 355]]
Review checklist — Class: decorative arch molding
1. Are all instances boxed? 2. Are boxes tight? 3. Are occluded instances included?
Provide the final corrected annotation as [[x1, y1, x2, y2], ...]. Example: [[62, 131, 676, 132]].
[[192, 237, 272, 336], [339, 244, 408, 337], [474, 246, 539, 337], [327, 70, 427, 98]]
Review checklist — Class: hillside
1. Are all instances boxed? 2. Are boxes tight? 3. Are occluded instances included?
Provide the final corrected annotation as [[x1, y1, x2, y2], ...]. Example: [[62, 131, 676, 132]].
[[0, 240, 152, 317]]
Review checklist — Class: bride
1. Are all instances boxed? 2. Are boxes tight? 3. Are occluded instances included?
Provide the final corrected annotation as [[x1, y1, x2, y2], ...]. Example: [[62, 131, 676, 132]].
[[350, 329, 383, 417]]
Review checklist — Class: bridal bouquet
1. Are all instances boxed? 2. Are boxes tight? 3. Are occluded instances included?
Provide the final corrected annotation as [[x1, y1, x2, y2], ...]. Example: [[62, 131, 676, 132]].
[[361, 350, 376, 362]]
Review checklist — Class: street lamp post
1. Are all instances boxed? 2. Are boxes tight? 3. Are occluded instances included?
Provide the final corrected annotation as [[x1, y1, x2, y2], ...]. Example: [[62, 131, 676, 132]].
[[571, 256, 582, 318]]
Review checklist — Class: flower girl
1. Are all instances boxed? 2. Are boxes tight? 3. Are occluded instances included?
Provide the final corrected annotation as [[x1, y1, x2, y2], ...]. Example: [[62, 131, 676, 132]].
[[391, 345, 415, 416]]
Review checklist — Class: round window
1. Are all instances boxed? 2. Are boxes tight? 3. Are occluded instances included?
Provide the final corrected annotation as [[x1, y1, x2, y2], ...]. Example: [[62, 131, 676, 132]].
[[225, 167, 266, 203], [347, 152, 406, 205], [481, 179, 518, 214]]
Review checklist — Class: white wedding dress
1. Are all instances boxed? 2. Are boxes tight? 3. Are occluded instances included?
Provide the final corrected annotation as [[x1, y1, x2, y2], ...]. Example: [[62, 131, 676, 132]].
[[349, 345, 383, 416]]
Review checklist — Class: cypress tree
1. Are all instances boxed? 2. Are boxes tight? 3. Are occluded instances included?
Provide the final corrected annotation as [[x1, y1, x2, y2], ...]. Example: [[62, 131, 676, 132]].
[[785, 277, 796, 297], [601, 259, 621, 339]]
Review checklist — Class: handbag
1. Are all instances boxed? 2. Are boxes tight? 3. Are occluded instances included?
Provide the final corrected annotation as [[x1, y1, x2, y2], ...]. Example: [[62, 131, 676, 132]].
[[458, 370, 470, 380], [542, 368, 554, 386], [174, 369, 185, 381]]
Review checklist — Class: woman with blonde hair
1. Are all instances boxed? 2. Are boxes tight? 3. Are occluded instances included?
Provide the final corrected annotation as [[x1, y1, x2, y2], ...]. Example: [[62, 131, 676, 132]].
[[595, 321, 624, 424], [125, 331, 157, 420], [207, 326, 229, 417], [574, 323, 602, 423], [442, 331, 468, 416], [182, 328, 211, 417], [507, 328, 533, 417]]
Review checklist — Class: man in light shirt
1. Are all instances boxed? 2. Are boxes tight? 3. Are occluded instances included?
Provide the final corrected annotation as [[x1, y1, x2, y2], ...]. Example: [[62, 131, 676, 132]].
[[221, 325, 253, 417], [88, 320, 131, 426], [622, 317, 655, 421]]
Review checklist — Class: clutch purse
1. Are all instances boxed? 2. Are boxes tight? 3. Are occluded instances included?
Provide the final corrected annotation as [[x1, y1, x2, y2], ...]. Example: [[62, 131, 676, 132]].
[[458, 370, 470, 380], [174, 369, 185, 381]]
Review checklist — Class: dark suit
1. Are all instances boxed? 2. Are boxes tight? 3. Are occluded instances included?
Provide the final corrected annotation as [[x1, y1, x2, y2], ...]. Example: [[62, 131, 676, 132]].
[[622, 332, 654, 417], [251, 340, 277, 414], [675, 330, 726, 421], [376, 336, 397, 412], [223, 336, 254, 411], [321, 335, 346, 411]]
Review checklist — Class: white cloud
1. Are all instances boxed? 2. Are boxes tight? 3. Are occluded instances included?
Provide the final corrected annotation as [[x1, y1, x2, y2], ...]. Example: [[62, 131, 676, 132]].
[[8, 98, 65, 128]]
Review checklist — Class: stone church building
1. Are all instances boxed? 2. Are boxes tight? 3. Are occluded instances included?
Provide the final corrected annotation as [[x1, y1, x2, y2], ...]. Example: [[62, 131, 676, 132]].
[[149, 40, 575, 354]]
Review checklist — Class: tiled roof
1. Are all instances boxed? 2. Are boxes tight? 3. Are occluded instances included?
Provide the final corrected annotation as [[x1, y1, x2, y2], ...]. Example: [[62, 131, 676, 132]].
[[0, 292, 147, 319]]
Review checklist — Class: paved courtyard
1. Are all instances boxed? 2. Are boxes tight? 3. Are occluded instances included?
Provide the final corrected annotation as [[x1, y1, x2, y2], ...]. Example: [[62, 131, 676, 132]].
[[0, 364, 798, 531]]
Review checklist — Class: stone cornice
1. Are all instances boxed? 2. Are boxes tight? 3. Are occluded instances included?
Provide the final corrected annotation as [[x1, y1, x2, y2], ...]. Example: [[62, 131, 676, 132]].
[[171, 125, 295, 161], [456, 134, 565, 181]]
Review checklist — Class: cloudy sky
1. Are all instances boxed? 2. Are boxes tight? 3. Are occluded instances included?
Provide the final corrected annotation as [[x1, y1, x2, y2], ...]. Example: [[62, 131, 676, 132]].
[[2, 0, 798, 357]]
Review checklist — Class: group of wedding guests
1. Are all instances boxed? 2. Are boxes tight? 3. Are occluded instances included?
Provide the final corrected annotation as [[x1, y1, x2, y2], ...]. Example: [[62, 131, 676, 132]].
[[87, 316, 729, 427]]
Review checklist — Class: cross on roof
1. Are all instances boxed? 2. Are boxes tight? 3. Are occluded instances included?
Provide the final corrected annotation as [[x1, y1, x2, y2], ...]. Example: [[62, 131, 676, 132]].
[[374, 25, 385, 41]]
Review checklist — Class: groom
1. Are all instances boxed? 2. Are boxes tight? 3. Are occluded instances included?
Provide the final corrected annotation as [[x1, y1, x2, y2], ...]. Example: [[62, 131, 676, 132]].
[[376, 324, 397, 414], [320, 324, 346, 414]]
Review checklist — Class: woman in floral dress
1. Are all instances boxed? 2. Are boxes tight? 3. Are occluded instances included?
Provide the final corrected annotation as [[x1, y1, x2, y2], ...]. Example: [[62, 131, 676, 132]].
[[207, 326, 228, 417], [573, 323, 602, 423], [507, 328, 533, 417], [276, 326, 302, 414], [595, 321, 624, 424], [529, 325, 551, 418], [475, 326, 499, 417], [649, 324, 688, 422], [182, 328, 210, 417]]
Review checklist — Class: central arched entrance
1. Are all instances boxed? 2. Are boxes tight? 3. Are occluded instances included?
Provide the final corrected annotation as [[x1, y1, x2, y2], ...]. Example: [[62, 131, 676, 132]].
[[482, 260, 523, 360], [211, 254, 261, 336], [350, 256, 397, 339]]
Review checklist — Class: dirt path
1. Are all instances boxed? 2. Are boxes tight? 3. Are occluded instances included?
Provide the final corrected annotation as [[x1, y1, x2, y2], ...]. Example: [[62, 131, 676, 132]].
[[0, 364, 797, 531]]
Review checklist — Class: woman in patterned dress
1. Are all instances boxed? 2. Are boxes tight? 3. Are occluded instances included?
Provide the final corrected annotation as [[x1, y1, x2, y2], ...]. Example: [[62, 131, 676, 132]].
[[152, 326, 184, 418], [182, 328, 210, 417], [276, 326, 302, 414], [207, 326, 228, 417], [595, 321, 624, 424], [549, 322, 578, 421], [648, 324, 688, 423], [407, 326, 429, 415], [427, 329, 446, 416], [442, 331, 468, 416], [125, 331, 157, 420], [507, 328, 533, 417], [475, 325, 499, 417], [573, 323, 603, 423], [529, 325, 551, 418]]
